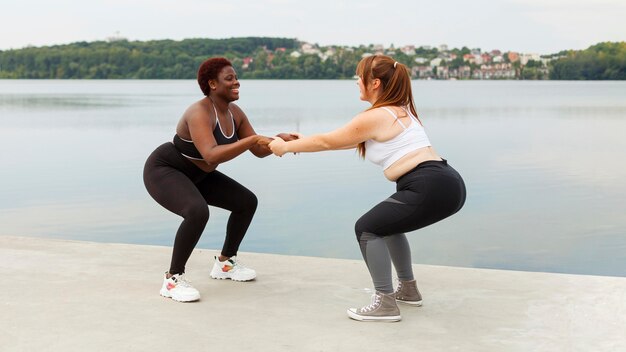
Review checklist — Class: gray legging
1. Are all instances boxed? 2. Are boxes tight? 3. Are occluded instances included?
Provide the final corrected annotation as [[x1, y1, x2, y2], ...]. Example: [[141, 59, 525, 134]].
[[143, 142, 257, 275], [355, 159, 466, 293]]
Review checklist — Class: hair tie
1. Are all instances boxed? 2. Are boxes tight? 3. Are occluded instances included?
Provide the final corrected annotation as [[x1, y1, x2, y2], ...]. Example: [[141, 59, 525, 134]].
[[393, 61, 398, 68]]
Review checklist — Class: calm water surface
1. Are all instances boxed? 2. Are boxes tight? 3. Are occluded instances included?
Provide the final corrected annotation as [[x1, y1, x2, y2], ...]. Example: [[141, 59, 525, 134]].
[[1, 79, 625, 277]]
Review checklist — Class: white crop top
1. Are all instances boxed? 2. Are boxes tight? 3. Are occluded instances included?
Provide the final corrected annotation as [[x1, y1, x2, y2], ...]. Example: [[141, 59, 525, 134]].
[[364, 107, 431, 170]]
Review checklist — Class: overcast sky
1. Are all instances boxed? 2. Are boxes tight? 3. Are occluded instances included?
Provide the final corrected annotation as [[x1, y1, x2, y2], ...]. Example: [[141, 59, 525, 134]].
[[1, 0, 625, 54]]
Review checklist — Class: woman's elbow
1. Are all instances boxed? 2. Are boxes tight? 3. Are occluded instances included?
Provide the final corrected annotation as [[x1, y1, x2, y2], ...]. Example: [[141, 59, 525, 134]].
[[320, 139, 342, 151], [201, 153, 221, 165], [252, 150, 270, 158], [249, 145, 270, 158]]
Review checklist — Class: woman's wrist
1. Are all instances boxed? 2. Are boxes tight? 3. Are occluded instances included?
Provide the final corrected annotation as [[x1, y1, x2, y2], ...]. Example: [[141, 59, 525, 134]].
[[283, 140, 293, 154]]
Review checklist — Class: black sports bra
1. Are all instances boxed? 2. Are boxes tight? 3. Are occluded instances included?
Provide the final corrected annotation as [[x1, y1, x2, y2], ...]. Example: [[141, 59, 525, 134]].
[[173, 116, 238, 160]]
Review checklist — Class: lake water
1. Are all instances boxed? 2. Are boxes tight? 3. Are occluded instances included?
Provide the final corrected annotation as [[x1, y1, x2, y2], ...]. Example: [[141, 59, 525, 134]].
[[1, 79, 625, 277]]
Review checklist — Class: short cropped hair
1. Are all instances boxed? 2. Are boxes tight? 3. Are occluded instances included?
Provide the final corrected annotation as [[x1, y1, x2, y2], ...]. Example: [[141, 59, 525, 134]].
[[197, 57, 232, 96]]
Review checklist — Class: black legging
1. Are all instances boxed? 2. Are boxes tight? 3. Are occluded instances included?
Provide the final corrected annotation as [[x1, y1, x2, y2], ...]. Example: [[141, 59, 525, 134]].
[[143, 142, 257, 275], [355, 159, 466, 293]]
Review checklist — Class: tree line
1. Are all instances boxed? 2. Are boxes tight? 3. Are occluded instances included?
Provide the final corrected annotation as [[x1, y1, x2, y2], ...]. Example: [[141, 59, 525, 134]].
[[0, 37, 299, 79], [0, 37, 624, 80], [549, 42, 626, 80]]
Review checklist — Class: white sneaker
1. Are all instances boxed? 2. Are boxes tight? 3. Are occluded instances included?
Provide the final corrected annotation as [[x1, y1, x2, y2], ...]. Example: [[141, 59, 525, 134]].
[[210, 256, 257, 281], [159, 273, 200, 302]]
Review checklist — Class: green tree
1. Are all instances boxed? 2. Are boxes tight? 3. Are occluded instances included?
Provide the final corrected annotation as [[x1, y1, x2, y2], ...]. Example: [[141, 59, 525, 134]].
[[550, 42, 626, 80]]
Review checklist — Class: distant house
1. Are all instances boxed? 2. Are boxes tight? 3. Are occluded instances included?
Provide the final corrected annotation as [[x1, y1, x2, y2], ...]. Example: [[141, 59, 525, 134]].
[[463, 54, 475, 64], [472, 63, 516, 79], [474, 54, 484, 65], [318, 48, 335, 62], [449, 66, 471, 79], [242, 57, 253, 69], [373, 44, 385, 52], [430, 58, 443, 67], [401, 45, 416, 55], [520, 53, 541, 65], [412, 65, 434, 79], [324, 47, 336, 56], [459, 66, 471, 79], [301, 43, 320, 55], [436, 66, 449, 79]]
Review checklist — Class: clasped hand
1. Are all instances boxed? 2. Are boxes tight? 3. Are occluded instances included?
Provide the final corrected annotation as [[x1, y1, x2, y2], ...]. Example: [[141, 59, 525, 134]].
[[256, 132, 301, 157]]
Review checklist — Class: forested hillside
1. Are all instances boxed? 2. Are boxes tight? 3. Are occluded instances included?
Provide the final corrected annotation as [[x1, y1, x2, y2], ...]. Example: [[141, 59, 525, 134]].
[[1, 37, 624, 80]]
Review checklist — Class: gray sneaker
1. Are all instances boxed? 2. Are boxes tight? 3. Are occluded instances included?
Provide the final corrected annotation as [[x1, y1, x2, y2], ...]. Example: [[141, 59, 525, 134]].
[[394, 279, 423, 306], [347, 291, 401, 322]]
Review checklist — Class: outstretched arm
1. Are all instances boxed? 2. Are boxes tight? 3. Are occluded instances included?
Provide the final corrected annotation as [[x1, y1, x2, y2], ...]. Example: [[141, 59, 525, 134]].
[[254, 133, 301, 156], [269, 111, 378, 156], [229, 104, 299, 158]]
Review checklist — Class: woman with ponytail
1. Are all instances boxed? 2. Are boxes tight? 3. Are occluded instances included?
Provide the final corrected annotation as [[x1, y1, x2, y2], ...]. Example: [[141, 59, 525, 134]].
[[268, 54, 466, 322]]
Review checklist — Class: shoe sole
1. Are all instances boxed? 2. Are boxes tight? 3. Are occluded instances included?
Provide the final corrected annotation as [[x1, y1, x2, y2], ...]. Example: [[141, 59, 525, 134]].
[[210, 272, 256, 281], [159, 289, 200, 302], [210, 275, 256, 282], [396, 299, 423, 306], [346, 309, 401, 322]]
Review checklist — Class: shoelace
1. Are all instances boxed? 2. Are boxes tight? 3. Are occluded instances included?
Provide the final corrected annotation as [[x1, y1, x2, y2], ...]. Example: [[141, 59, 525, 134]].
[[173, 274, 193, 288], [229, 257, 249, 270], [361, 294, 382, 312], [394, 281, 404, 295], [392, 276, 401, 294]]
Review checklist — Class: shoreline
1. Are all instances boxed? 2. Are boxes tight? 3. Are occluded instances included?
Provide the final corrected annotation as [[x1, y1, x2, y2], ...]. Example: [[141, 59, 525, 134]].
[[5, 233, 625, 279]]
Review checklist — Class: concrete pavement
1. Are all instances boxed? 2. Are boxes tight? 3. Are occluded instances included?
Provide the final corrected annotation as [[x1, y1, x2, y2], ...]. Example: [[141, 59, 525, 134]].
[[1, 235, 625, 352]]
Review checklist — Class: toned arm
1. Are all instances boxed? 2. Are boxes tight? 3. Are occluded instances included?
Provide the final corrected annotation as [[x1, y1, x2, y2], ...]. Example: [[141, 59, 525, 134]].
[[229, 104, 273, 158], [274, 110, 379, 154], [186, 104, 261, 165]]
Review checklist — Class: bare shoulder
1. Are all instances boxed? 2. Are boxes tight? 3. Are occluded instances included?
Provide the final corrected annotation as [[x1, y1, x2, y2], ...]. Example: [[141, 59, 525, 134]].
[[352, 108, 388, 125], [183, 99, 212, 121], [228, 102, 247, 118], [228, 103, 250, 127], [178, 99, 212, 134], [228, 102, 243, 113]]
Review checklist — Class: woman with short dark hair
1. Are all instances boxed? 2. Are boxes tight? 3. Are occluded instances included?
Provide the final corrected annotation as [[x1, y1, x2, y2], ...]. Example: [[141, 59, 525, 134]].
[[144, 57, 297, 302]]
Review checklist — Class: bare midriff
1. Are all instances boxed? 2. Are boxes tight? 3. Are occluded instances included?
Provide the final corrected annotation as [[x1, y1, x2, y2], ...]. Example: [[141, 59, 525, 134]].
[[383, 146, 442, 182]]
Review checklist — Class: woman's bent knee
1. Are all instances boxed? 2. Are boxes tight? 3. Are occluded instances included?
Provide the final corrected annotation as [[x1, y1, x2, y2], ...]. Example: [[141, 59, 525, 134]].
[[183, 203, 209, 224], [248, 192, 258, 212], [238, 191, 258, 214], [354, 216, 370, 241]]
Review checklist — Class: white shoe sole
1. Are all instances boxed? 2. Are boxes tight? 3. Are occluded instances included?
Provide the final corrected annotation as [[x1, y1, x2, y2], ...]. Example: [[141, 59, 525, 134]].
[[210, 271, 256, 281], [346, 309, 401, 322], [396, 299, 423, 306], [160, 289, 200, 302]]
